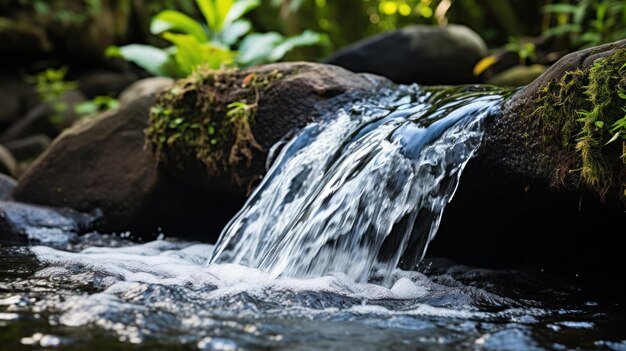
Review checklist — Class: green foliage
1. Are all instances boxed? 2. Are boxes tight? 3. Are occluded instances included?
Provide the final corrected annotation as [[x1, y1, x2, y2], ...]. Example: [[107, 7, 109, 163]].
[[27, 67, 78, 124], [108, 0, 325, 78], [4, 0, 102, 26], [147, 67, 283, 187], [533, 49, 626, 199], [543, 0, 626, 48]]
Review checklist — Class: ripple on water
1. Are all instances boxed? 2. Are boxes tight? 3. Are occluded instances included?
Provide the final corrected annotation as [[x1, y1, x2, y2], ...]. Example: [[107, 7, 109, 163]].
[[0, 236, 623, 350]]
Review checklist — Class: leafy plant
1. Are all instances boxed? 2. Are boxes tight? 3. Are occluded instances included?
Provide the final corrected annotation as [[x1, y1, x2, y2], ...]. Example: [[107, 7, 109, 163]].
[[542, 0, 626, 48], [107, 0, 326, 77], [607, 63, 626, 166], [27, 67, 78, 124]]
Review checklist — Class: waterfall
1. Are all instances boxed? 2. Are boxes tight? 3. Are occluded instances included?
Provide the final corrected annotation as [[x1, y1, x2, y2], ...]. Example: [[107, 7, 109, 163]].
[[209, 85, 505, 284]]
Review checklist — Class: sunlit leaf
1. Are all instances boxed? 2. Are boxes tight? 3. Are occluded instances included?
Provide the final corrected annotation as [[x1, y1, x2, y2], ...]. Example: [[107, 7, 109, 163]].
[[543, 4, 579, 14], [197, 0, 217, 31], [225, 0, 260, 28], [220, 19, 251, 46], [151, 10, 208, 42], [237, 32, 283, 66], [269, 30, 327, 62], [106, 44, 173, 76], [216, 0, 235, 31]]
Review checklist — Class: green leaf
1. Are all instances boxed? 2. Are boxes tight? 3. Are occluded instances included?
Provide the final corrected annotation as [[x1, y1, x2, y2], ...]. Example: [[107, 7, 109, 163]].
[[594, 120, 604, 128], [216, 0, 235, 31], [106, 44, 173, 76], [163, 32, 236, 75], [269, 30, 326, 62], [219, 19, 251, 46], [236, 32, 283, 66], [224, 0, 260, 27], [606, 132, 621, 145], [151, 10, 208, 42], [543, 24, 582, 36], [196, 0, 218, 31], [543, 4, 579, 14]]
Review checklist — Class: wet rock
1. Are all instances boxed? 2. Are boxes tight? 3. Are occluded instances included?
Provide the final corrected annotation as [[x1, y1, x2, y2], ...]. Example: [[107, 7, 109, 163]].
[[3, 134, 51, 162], [0, 174, 16, 200], [119, 77, 174, 107], [0, 144, 17, 177], [325, 25, 487, 85], [0, 200, 100, 240], [11, 85, 242, 238], [430, 39, 626, 273], [147, 62, 389, 195]]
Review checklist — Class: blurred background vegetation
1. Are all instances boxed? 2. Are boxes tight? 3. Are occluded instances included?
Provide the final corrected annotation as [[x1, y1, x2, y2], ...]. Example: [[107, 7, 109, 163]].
[[2, 0, 625, 68], [0, 0, 625, 179]]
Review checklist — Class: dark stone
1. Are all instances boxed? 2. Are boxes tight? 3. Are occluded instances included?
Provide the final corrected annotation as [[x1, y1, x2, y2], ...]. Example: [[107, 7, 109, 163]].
[[10, 85, 242, 240], [428, 39, 626, 275], [0, 200, 101, 239], [0, 174, 16, 200], [325, 25, 487, 85], [3, 134, 51, 162], [119, 77, 174, 107], [151, 62, 390, 196]]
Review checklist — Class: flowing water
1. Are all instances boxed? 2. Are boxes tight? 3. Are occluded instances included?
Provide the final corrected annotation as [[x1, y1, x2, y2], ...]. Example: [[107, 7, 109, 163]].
[[1, 85, 625, 350]]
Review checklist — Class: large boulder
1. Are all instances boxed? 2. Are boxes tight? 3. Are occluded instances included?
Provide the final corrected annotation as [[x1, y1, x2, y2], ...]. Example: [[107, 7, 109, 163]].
[[430, 39, 626, 274], [325, 25, 487, 85], [10, 79, 244, 238], [147, 62, 390, 195]]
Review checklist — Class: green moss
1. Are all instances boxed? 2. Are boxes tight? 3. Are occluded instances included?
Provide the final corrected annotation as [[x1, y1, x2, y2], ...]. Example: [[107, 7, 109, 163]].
[[146, 66, 282, 187], [533, 49, 626, 200]]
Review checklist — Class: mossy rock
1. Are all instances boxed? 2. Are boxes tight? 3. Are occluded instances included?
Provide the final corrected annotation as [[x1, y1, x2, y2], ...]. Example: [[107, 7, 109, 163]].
[[146, 62, 390, 195], [483, 39, 626, 206]]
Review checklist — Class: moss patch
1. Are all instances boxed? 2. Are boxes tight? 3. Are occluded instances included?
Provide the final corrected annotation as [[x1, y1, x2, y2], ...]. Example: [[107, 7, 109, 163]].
[[146, 65, 283, 188], [533, 49, 626, 200]]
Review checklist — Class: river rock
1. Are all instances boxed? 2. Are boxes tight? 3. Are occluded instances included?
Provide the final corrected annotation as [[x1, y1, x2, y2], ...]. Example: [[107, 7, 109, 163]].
[[10, 84, 243, 238], [119, 77, 175, 107], [325, 25, 487, 85], [0, 200, 100, 241], [429, 39, 626, 273], [147, 62, 390, 195]]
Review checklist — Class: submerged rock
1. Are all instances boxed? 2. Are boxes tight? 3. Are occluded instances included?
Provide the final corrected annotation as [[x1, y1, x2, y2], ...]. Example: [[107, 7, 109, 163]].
[[325, 25, 487, 85], [0, 201, 100, 240]]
